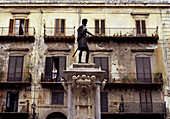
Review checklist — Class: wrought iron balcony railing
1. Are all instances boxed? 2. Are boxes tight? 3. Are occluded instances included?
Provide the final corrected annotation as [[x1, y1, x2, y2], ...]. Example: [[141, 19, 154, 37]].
[[44, 27, 75, 37], [111, 73, 163, 83], [102, 102, 166, 114], [0, 27, 35, 36], [87, 27, 158, 37], [0, 72, 32, 82], [41, 73, 62, 83]]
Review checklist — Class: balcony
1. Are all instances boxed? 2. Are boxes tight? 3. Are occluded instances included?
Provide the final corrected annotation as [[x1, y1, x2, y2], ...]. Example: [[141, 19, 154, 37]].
[[0, 100, 29, 119], [86, 27, 158, 43], [44, 27, 75, 43], [105, 73, 163, 91], [40, 73, 64, 89], [0, 72, 32, 89], [0, 27, 35, 42], [102, 102, 166, 119]]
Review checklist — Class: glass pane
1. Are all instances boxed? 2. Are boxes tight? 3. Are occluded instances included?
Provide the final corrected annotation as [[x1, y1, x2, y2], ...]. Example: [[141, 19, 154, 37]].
[[142, 20, 146, 34], [101, 20, 105, 34], [15, 20, 20, 34], [141, 92, 146, 102], [136, 58, 144, 80], [55, 19, 59, 33], [61, 19, 65, 33], [15, 57, 23, 78], [8, 57, 16, 79], [95, 20, 99, 33], [136, 20, 141, 34]]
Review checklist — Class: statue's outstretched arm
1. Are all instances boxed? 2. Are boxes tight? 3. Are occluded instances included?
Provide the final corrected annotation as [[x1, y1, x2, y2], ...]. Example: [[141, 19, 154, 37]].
[[86, 30, 95, 37]]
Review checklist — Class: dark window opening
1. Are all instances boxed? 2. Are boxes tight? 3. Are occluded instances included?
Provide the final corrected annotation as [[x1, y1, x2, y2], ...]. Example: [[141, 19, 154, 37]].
[[101, 92, 108, 112], [94, 57, 109, 81], [136, 57, 152, 82], [45, 56, 66, 81], [6, 91, 19, 112], [52, 92, 64, 105], [140, 92, 152, 112]]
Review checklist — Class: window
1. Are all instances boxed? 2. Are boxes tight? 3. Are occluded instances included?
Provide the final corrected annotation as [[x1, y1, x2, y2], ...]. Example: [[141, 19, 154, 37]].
[[52, 92, 64, 105], [7, 56, 24, 81], [45, 56, 66, 81], [136, 57, 152, 82], [95, 19, 105, 35], [55, 19, 65, 35], [94, 57, 109, 80], [139, 92, 152, 112], [6, 91, 19, 112], [135, 20, 146, 35], [101, 92, 108, 112], [9, 19, 29, 35]]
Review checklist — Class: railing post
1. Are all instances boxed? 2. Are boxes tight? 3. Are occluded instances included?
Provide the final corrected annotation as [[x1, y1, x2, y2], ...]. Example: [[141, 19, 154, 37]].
[[74, 26, 75, 36], [1, 27, 3, 35], [26, 100, 29, 113], [109, 28, 110, 36]]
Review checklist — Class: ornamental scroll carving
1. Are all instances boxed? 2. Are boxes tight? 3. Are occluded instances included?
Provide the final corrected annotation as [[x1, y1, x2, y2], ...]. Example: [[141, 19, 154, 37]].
[[72, 75, 96, 88]]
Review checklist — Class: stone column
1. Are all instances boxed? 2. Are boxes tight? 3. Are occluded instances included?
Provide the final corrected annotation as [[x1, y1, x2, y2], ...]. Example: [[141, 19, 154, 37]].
[[68, 82, 73, 119], [95, 83, 101, 119]]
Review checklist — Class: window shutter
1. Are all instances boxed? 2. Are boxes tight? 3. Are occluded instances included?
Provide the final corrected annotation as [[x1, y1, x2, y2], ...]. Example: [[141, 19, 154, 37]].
[[94, 57, 100, 68], [94, 57, 109, 80], [59, 57, 66, 78], [24, 19, 29, 35], [136, 57, 144, 82], [58, 92, 64, 104], [101, 20, 105, 34], [140, 92, 152, 112], [95, 20, 99, 33], [52, 92, 64, 105], [136, 20, 141, 34], [142, 20, 146, 34], [9, 19, 14, 35], [15, 57, 23, 81], [101, 57, 108, 80], [8, 57, 16, 81], [45, 57, 52, 81], [143, 57, 152, 82], [55, 19, 59, 34], [61, 19, 65, 34], [101, 92, 108, 112]]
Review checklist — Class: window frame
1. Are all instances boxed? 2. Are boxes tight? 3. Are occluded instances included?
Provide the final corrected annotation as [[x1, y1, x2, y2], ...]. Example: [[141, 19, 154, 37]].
[[135, 20, 146, 36], [7, 56, 24, 82], [139, 91, 153, 112], [136, 57, 152, 83], [51, 91, 64, 105], [9, 19, 29, 35], [55, 19, 66, 36], [93, 57, 109, 80], [100, 92, 108, 112], [95, 19, 105, 36]]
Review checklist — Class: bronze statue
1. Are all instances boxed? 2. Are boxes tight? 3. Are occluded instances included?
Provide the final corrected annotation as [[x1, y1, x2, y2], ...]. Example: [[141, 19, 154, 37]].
[[73, 18, 96, 63]]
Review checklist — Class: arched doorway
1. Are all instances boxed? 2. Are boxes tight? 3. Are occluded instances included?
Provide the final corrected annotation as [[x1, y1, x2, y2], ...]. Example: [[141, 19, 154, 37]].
[[46, 112, 67, 119]]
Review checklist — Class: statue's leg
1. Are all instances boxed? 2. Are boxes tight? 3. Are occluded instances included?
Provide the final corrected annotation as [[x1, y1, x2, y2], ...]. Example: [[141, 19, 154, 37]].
[[86, 48, 90, 63], [79, 49, 82, 63]]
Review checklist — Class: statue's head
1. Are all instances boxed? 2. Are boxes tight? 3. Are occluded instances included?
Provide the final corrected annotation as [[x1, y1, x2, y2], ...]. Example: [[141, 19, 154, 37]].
[[82, 18, 88, 26]]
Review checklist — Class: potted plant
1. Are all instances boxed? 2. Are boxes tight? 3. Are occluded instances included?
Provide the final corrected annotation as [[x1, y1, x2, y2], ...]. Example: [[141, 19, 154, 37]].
[[122, 75, 130, 83], [132, 78, 137, 83], [26, 77, 30, 82], [154, 71, 163, 83]]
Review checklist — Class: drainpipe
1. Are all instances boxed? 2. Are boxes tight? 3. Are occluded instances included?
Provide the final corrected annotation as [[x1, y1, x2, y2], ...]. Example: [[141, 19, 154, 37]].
[[160, 8, 169, 87]]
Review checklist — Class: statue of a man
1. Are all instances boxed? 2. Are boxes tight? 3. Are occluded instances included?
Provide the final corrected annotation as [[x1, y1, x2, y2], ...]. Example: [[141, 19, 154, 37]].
[[77, 18, 95, 63]]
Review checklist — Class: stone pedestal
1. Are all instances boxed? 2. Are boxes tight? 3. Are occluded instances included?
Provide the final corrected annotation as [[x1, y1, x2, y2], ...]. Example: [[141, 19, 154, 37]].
[[63, 63, 105, 119]]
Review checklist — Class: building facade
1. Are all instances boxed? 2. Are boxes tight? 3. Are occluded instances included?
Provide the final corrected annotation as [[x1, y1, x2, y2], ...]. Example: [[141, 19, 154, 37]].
[[0, 0, 169, 119]]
